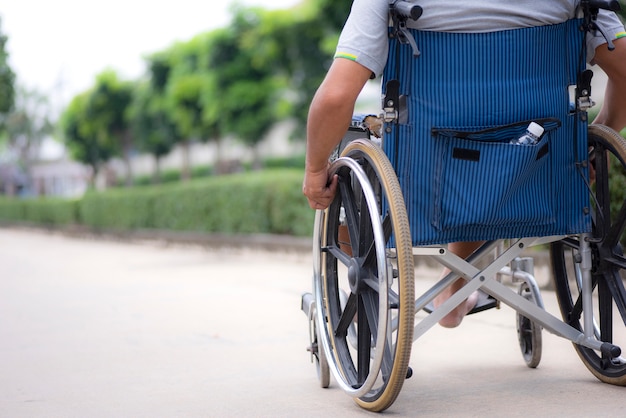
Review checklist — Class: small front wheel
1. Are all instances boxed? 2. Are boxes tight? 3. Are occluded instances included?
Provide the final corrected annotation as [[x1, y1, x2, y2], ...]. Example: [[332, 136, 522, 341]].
[[313, 306, 330, 388], [516, 282, 542, 368]]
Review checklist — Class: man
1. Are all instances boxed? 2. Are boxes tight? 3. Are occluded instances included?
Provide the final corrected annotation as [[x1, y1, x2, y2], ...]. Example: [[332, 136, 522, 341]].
[[302, 1, 626, 327]]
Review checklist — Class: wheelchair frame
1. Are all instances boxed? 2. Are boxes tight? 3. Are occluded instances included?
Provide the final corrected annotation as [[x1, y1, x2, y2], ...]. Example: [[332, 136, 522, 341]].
[[301, 0, 626, 412]]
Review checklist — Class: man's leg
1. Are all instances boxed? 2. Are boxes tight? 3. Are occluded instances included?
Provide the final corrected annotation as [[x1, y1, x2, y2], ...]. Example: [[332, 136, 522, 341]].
[[433, 241, 483, 328]]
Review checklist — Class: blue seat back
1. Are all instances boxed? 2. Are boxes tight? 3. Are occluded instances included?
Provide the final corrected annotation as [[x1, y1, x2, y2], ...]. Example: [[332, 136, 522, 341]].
[[382, 19, 591, 245]]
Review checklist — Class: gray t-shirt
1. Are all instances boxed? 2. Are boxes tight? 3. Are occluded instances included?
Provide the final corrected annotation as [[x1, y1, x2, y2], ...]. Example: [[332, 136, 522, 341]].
[[335, 0, 626, 77]]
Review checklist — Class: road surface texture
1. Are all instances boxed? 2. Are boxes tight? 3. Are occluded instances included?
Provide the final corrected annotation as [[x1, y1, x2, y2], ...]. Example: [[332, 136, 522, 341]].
[[1, 227, 625, 417]]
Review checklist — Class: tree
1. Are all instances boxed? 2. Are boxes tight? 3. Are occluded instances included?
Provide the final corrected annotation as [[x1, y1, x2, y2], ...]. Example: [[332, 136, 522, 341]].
[[0, 17, 16, 134], [60, 92, 115, 186], [56, 0, 358, 183], [85, 70, 134, 186], [204, 8, 288, 169], [243, 0, 353, 138], [164, 37, 214, 179], [3, 86, 53, 187], [128, 78, 180, 184]]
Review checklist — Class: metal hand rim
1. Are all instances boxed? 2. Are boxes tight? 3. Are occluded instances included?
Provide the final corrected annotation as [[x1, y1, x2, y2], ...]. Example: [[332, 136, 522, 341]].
[[313, 156, 390, 398]]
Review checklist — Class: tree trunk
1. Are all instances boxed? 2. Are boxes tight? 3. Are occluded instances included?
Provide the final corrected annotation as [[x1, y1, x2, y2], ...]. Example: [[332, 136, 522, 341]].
[[122, 132, 134, 187], [252, 143, 263, 171], [89, 163, 99, 189], [153, 155, 162, 184], [215, 136, 223, 172], [180, 139, 191, 181]]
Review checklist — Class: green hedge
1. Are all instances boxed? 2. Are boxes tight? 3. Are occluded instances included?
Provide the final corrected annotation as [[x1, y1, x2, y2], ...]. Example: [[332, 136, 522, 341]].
[[0, 169, 315, 237], [0, 196, 80, 226]]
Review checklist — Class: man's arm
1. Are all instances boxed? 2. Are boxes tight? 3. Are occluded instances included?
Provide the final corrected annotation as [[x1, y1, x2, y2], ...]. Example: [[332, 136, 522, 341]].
[[592, 37, 626, 132], [302, 58, 373, 210]]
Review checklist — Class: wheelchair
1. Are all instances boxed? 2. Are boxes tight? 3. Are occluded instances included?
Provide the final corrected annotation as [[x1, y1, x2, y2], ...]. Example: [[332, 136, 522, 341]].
[[301, 0, 626, 412]]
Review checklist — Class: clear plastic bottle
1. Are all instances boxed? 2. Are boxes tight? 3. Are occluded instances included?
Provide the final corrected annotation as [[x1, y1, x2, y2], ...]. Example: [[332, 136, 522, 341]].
[[510, 122, 544, 145]]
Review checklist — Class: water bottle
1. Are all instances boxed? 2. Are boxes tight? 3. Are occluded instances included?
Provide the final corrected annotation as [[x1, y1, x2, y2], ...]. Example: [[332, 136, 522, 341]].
[[510, 122, 544, 145]]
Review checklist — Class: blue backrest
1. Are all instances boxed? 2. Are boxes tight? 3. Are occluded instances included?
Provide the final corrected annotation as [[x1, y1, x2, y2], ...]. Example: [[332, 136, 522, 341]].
[[382, 19, 591, 245]]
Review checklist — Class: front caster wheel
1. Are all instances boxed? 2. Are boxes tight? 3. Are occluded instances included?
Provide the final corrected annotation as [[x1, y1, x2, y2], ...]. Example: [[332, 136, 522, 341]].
[[307, 302, 330, 388], [516, 282, 542, 368]]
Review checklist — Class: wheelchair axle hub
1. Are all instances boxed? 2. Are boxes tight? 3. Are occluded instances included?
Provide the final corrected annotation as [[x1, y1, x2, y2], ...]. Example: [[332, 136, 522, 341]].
[[347, 258, 365, 293]]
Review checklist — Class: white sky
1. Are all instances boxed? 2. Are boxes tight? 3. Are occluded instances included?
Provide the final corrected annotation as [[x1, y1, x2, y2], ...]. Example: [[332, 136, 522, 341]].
[[1, 0, 298, 113]]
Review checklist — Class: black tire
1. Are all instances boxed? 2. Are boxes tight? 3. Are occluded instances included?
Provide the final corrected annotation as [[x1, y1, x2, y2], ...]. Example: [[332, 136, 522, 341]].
[[516, 282, 542, 368], [313, 139, 414, 412], [312, 306, 330, 388], [550, 124, 626, 385]]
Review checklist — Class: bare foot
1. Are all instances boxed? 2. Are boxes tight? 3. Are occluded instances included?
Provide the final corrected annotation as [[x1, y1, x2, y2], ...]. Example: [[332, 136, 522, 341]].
[[433, 287, 479, 328], [434, 241, 484, 328]]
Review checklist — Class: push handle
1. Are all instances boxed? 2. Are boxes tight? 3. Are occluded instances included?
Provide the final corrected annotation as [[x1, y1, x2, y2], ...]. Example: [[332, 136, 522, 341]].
[[581, 0, 622, 51], [588, 0, 621, 11], [389, 1, 423, 56], [391, 1, 423, 21]]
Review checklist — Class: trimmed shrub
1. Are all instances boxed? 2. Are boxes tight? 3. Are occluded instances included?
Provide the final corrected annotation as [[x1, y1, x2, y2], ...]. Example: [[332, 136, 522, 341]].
[[0, 169, 315, 236], [24, 198, 80, 226], [79, 188, 159, 230], [0, 197, 78, 226], [150, 169, 314, 235], [0, 197, 26, 222]]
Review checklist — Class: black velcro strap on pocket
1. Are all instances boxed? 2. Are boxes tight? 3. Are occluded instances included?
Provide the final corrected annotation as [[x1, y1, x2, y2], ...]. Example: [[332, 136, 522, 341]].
[[452, 147, 480, 162], [536, 143, 549, 161]]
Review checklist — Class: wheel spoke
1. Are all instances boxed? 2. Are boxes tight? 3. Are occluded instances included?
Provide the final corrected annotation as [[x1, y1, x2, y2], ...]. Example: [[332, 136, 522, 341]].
[[599, 277, 614, 345], [357, 293, 373, 384], [606, 200, 626, 249], [338, 173, 362, 257], [363, 213, 392, 269], [604, 253, 626, 270], [361, 287, 395, 381], [603, 270, 626, 327], [335, 292, 357, 338], [357, 185, 374, 259], [325, 242, 352, 268], [360, 287, 381, 341]]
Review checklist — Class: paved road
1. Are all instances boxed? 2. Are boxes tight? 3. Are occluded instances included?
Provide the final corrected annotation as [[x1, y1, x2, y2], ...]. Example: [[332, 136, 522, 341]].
[[1, 228, 625, 417]]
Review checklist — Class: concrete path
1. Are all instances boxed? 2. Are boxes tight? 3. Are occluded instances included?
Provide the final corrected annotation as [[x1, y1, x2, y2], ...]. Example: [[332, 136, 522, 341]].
[[1, 228, 625, 417]]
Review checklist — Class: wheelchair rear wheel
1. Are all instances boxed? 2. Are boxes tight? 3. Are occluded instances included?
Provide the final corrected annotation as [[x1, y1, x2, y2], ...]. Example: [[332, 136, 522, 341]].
[[551, 124, 626, 385], [313, 139, 414, 412]]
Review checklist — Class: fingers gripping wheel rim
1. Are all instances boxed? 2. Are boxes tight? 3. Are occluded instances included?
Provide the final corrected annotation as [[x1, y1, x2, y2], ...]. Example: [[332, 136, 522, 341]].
[[314, 139, 414, 412], [551, 124, 626, 385]]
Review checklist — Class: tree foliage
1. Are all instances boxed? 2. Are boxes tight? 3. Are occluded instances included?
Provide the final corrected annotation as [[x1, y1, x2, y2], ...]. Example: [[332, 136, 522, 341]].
[[55, 0, 353, 184], [0, 17, 16, 132], [3, 86, 53, 166], [61, 91, 115, 184], [208, 8, 284, 149], [26, 0, 357, 187], [24, 0, 626, 189], [128, 80, 180, 183], [85, 70, 135, 185]]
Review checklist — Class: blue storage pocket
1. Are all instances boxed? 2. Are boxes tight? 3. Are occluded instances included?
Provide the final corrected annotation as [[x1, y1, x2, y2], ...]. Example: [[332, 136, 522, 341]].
[[431, 118, 561, 231]]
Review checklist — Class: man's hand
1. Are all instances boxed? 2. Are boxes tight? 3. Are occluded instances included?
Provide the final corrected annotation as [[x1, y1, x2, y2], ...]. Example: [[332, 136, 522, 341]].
[[302, 165, 339, 210]]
